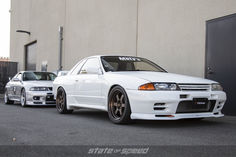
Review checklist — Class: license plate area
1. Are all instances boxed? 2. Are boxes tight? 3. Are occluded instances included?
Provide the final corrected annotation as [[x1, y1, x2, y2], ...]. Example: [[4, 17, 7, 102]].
[[176, 98, 215, 113], [193, 98, 209, 107]]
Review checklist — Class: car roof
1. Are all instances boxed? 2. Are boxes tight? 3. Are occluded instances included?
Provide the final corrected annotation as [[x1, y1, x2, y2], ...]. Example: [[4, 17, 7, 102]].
[[18, 71, 54, 73], [87, 55, 140, 58]]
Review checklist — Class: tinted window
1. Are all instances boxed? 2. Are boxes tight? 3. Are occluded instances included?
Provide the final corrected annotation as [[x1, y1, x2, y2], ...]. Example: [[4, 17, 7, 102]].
[[101, 56, 166, 72], [71, 59, 87, 75], [80, 58, 100, 74], [16, 73, 22, 80], [23, 72, 56, 81]]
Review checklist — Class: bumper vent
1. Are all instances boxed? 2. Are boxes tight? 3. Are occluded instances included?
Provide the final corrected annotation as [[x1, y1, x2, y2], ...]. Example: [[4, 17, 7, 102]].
[[176, 100, 216, 113], [178, 84, 210, 91]]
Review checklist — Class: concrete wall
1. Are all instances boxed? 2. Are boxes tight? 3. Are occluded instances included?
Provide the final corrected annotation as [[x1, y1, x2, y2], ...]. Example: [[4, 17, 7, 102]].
[[10, 0, 236, 77], [64, 0, 137, 69], [137, 0, 236, 77], [10, 0, 31, 71], [29, 0, 66, 71], [10, 0, 66, 72]]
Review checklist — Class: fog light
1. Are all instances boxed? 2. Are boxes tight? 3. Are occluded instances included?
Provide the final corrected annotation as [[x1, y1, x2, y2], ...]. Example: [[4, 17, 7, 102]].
[[33, 96, 40, 100]]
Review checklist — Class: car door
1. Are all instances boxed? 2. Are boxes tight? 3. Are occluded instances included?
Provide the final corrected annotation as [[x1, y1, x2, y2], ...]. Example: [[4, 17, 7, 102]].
[[66, 59, 87, 105], [9, 73, 22, 100], [14, 73, 23, 100], [74, 57, 104, 107], [6, 77, 15, 100]]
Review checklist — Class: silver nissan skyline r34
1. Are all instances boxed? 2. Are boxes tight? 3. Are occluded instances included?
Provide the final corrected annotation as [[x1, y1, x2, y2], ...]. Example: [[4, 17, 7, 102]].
[[4, 71, 57, 107]]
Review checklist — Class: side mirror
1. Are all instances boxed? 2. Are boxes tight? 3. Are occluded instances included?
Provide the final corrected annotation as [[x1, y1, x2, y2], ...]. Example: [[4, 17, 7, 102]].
[[57, 71, 68, 77], [86, 67, 102, 75], [8, 77, 11, 81], [12, 78, 20, 82]]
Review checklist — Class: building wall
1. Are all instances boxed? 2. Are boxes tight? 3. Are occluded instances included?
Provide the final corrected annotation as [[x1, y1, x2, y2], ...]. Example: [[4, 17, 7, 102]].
[[10, 0, 31, 71], [10, 0, 236, 77], [64, 0, 137, 70], [29, 0, 66, 71], [137, 0, 236, 77]]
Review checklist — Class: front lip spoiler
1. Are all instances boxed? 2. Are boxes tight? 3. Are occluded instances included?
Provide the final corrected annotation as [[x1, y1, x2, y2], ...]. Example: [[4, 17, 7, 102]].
[[130, 112, 224, 120], [26, 100, 56, 106]]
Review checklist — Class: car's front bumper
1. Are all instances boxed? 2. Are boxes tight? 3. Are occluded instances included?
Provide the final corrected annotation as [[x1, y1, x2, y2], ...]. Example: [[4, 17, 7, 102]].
[[126, 90, 226, 120], [26, 91, 56, 105]]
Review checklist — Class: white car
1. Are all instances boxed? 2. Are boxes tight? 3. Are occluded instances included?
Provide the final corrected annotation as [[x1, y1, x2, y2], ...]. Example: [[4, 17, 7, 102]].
[[4, 71, 57, 107], [53, 55, 226, 124]]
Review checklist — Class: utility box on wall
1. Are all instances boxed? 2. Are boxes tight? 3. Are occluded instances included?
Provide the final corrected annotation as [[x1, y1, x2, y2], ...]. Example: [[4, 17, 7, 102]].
[[41, 61, 48, 72], [0, 61, 18, 93]]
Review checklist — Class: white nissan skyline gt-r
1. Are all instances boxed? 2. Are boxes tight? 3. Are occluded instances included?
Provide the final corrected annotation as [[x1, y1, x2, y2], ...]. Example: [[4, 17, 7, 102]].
[[5, 71, 57, 107], [53, 55, 226, 124]]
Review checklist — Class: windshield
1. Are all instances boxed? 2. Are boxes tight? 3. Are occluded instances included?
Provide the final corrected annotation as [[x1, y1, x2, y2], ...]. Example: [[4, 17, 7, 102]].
[[101, 56, 166, 72], [23, 72, 57, 81]]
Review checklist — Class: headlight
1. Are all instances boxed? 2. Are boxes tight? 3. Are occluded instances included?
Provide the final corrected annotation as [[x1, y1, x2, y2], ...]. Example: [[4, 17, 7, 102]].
[[211, 83, 223, 91], [138, 83, 180, 91], [29, 87, 49, 91]]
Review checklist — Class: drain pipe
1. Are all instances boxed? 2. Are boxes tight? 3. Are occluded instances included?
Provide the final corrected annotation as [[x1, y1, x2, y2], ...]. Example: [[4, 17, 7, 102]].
[[58, 26, 63, 72]]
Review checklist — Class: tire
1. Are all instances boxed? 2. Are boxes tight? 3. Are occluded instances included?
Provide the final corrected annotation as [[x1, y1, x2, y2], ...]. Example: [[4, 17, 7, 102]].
[[108, 86, 131, 124], [56, 87, 73, 114], [20, 88, 27, 107], [4, 90, 14, 104]]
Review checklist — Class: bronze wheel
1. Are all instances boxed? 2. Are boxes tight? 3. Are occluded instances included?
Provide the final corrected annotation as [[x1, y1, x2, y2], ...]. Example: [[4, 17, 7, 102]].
[[108, 86, 131, 124], [56, 87, 73, 114]]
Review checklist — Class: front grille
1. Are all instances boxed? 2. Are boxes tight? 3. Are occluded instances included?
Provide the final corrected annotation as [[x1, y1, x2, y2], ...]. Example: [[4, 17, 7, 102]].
[[178, 84, 210, 91], [176, 100, 216, 113]]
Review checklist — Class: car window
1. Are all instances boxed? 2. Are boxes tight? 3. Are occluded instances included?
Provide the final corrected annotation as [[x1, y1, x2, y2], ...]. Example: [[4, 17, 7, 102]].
[[48, 73, 57, 80], [23, 72, 38, 81], [16, 73, 22, 80], [12, 74, 18, 80], [23, 72, 57, 81], [71, 59, 87, 75], [133, 61, 160, 71], [101, 56, 166, 72], [80, 58, 100, 74]]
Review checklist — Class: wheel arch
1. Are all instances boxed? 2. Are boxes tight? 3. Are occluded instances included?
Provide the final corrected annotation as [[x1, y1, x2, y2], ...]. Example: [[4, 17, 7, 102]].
[[21, 87, 25, 92], [57, 86, 64, 92], [56, 86, 66, 99], [56, 86, 70, 109], [107, 84, 131, 112]]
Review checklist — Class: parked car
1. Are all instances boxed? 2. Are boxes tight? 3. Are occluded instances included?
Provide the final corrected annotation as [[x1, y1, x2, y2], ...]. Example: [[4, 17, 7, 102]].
[[4, 71, 57, 107], [53, 55, 226, 124]]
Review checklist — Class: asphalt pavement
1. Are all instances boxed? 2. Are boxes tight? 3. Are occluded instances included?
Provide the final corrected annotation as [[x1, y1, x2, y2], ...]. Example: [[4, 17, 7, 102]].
[[0, 98, 236, 156]]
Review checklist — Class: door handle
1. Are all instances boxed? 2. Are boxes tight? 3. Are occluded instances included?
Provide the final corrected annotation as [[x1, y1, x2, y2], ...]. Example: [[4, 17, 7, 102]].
[[207, 66, 214, 74], [75, 80, 79, 82]]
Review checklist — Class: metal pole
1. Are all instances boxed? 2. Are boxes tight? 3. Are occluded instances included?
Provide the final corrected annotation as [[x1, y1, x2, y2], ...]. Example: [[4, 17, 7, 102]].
[[58, 26, 63, 71]]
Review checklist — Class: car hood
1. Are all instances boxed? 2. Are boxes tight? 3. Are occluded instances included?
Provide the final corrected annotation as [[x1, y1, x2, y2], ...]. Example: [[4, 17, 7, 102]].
[[23, 81, 53, 87], [109, 72, 216, 84]]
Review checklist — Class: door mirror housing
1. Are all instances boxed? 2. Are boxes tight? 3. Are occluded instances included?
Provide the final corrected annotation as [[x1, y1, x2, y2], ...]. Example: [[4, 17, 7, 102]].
[[12, 78, 20, 82], [85, 67, 103, 75], [57, 71, 68, 77]]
